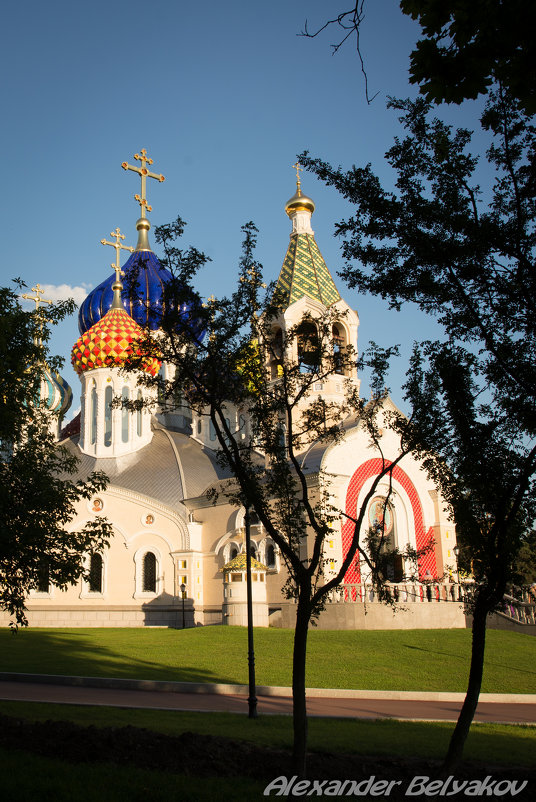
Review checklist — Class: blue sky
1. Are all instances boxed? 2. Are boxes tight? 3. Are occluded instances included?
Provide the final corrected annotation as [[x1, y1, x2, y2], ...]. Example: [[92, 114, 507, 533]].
[[2, 1, 473, 418]]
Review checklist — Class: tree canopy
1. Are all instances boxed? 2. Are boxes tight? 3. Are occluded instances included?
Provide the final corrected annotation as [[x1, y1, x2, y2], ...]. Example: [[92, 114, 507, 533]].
[[401, 0, 536, 113], [0, 284, 112, 627], [300, 84, 536, 769], [124, 219, 426, 777]]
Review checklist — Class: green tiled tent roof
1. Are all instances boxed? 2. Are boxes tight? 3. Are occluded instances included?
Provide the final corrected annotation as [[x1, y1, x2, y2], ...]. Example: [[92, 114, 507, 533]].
[[274, 233, 341, 308]]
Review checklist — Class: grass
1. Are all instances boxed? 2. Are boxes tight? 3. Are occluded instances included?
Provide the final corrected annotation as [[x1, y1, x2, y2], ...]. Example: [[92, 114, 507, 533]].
[[0, 626, 535, 693], [0, 748, 265, 802], [0, 700, 534, 767]]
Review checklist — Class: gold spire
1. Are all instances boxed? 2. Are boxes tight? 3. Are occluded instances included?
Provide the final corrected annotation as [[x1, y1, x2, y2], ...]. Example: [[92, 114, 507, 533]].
[[121, 148, 165, 219], [285, 161, 315, 217], [292, 160, 304, 195], [101, 227, 133, 310], [21, 284, 53, 346]]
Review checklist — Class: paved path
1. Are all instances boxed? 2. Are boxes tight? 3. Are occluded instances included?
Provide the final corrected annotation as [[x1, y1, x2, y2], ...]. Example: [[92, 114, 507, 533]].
[[0, 680, 535, 724]]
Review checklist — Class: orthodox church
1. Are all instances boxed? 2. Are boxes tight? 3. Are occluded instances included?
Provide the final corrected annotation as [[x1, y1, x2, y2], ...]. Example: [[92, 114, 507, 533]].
[[10, 151, 463, 630]]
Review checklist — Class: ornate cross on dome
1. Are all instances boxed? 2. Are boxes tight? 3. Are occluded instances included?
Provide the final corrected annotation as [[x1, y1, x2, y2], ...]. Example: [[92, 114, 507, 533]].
[[292, 161, 303, 192], [21, 284, 53, 312], [121, 148, 165, 218], [21, 284, 53, 346], [101, 228, 134, 282]]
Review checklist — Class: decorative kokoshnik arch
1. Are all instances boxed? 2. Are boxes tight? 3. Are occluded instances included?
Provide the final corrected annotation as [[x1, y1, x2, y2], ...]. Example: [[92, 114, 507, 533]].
[[341, 459, 437, 583]]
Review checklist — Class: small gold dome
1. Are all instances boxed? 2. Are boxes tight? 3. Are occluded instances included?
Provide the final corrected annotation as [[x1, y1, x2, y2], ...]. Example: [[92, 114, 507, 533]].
[[285, 189, 315, 217]]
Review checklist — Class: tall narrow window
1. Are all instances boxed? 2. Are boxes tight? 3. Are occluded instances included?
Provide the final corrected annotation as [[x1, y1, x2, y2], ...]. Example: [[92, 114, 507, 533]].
[[121, 386, 130, 443], [270, 328, 283, 378], [36, 562, 49, 593], [142, 552, 157, 593], [104, 384, 113, 447], [266, 544, 276, 568], [136, 390, 143, 437], [89, 554, 103, 593], [368, 498, 402, 582], [90, 381, 97, 445], [297, 321, 320, 373], [332, 323, 345, 374]]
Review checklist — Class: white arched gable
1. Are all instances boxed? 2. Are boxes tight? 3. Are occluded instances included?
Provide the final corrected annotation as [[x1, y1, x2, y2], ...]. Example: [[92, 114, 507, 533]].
[[127, 529, 180, 554]]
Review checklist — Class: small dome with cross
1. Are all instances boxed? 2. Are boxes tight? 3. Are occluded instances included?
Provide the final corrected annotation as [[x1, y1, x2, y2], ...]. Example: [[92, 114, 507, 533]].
[[71, 305, 161, 376]]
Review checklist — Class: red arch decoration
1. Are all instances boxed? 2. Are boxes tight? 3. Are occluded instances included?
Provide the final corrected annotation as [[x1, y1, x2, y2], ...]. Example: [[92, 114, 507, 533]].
[[341, 459, 437, 582]]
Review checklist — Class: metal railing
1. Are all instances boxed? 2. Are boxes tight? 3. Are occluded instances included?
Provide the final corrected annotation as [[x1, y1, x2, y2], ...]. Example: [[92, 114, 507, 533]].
[[324, 582, 536, 624]]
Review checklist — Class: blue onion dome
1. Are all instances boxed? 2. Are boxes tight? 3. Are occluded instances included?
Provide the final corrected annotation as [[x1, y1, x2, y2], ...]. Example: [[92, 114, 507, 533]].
[[78, 220, 205, 343], [41, 366, 73, 418], [78, 249, 173, 333]]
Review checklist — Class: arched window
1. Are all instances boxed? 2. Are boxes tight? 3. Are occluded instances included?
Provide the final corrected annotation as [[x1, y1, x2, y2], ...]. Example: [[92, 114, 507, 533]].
[[90, 381, 97, 445], [270, 327, 283, 378], [89, 554, 103, 593], [36, 562, 50, 593], [368, 497, 403, 582], [332, 323, 346, 374], [136, 390, 143, 437], [104, 384, 113, 447], [121, 386, 130, 443], [157, 365, 165, 405], [266, 544, 276, 568], [142, 552, 157, 593], [230, 546, 238, 560], [297, 321, 320, 373]]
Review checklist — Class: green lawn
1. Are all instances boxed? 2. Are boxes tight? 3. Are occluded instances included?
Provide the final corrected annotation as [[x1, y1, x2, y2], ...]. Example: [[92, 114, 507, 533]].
[[0, 700, 534, 767], [0, 627, 535, 693], [0, 748, 265, 802]]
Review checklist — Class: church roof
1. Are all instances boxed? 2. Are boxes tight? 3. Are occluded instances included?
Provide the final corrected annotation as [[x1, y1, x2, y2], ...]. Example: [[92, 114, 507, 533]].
[[220, 553, 267, 573], [60, 426, 232, 510], [274, 232, 341, 309]]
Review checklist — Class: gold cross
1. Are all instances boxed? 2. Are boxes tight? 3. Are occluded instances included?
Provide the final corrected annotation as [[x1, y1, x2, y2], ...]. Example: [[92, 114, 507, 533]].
[[101, 227, 134, 282], [292, 160, 303, 190], [21, 284, 53, 346], [21, 284, 53, 312], [121, 148, 165, 217]]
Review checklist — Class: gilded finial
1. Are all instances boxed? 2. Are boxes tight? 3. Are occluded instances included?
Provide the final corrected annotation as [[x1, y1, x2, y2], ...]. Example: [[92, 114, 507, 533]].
[[101, 227, 134, 284], [101, 227, 134, 309], [21, 284, 53, 346], [121, 148, 165, 219], [285, 162, 315, 218], [21, 284, 53, 312], [292, 161, 303, 195]]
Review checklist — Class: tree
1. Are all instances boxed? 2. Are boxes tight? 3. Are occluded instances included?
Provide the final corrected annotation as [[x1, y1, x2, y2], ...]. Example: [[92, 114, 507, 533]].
[[299, 86, 536, 770], [401, 0, 536, 114], [301, 2, 536, 114], [125, 219, 427, 777], [0, 284, 112, 628]]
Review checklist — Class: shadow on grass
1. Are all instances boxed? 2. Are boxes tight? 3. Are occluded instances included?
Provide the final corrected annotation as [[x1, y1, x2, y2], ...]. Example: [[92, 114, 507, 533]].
[[0, 626, 242, 685]]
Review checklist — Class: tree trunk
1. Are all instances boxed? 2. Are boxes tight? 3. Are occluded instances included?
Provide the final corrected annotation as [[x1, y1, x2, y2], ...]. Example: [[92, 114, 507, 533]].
[[292, 593, 312, 778], [442, 587, 490, 774]]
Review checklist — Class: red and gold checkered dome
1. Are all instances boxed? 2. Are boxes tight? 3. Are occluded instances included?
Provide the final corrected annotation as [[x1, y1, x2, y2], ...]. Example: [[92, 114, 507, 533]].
[[71, 307, 161, 376]]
